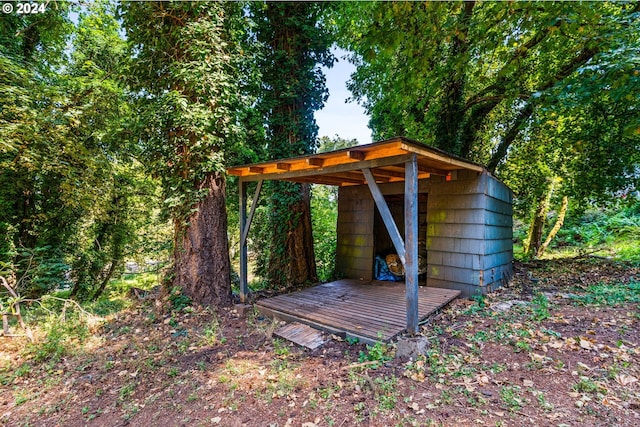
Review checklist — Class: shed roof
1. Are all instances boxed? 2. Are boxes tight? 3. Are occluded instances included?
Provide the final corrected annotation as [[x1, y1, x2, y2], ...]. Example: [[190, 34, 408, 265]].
[[226, 137, 485, 186]]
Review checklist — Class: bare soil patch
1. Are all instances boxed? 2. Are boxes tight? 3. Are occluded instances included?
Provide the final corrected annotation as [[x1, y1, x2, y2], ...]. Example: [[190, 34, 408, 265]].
[[1, 258, 639, 426]]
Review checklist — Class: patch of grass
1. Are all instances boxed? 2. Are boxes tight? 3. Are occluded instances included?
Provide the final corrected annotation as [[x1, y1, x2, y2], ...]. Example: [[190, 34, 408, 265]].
[[25, 315, 89, 363], [14, 389, 32, 405], [570, 282, 640, 306], [273, 338, 291, 357]]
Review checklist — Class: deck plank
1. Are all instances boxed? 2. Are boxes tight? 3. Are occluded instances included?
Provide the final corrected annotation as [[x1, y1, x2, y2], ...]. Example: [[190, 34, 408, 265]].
[[256, 280, 460, 343]]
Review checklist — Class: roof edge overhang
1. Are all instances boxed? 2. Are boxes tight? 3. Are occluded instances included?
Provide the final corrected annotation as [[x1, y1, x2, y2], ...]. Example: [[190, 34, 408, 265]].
[[226, 136, 486, 186]]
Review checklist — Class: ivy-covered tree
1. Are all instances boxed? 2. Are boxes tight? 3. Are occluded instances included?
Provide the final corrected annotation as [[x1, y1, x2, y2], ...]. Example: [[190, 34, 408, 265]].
[[120, 1, 246, 305], [252, 1, 334, 289]]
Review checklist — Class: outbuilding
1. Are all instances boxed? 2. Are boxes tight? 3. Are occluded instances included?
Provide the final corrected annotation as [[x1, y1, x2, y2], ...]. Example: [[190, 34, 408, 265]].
[[227, 137, 513, 342]]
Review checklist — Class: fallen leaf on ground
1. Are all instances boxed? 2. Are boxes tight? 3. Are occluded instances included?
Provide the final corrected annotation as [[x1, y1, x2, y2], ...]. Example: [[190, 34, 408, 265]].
[[614, 374, 637, 386]]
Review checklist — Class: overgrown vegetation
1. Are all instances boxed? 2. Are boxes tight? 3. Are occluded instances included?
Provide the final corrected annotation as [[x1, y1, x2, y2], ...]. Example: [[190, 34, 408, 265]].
[[514, 200, 640, 263]]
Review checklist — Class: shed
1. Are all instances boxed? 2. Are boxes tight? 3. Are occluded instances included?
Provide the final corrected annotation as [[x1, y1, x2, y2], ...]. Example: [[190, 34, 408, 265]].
[[227, 137, 513, 341]]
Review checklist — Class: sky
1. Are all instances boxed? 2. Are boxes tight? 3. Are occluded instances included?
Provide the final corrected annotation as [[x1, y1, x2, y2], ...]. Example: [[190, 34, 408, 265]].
[[315, 49, 372, 145]]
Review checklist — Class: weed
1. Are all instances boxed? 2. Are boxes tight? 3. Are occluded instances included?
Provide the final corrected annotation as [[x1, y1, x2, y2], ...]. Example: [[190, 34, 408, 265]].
[[353, 401, 367, 422], [121, 402, 139, 420], [439, 389, 453, 405], [482, 362, 507, 374], [531, 293, 551, 321], [345, 336, 359, 345], [500, 385, 526, 411], [14, 389, 31, 405], [177, 339, 189, 354], [573, 377, 606, 394], [273, 338, 290, 357], [467, 394, 488, 407], [472, 330, 489, 342], [465, 293, 487, 315], [14, 363, 31, 378], [533, 390, 554, 412], [25, 315, 89, 363], [358, 338, 392, 368], [119, 382, 137, 401], [202, 315, 223, 345], [168, 367, 179, 377], [374, 375, 398, 411], [318, 385, 336, 400], [514, 340, 531, 353], [169, 287, 192, 311]]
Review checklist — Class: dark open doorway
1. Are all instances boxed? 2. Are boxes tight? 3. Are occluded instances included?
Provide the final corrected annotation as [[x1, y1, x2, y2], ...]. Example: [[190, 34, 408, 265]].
[[372, 193, 428, 281]]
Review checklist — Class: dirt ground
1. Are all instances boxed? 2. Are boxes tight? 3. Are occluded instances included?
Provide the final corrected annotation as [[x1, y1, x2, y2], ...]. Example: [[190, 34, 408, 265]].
[[1, 258, 639, 427]]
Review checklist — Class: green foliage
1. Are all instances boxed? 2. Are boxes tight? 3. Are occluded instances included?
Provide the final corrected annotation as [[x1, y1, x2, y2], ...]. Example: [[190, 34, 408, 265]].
[[345, 336, 360, 345], [0, 0, 163, 299], [24, 309, 90, 363], [534, 201, 640, 263], [121, 1, 244, 225], [573, 377, 607, 395], [311, 184, 338, 282], [168, 287, 192, 312], [570, 282, 640, 307], [500, 385, 526, 412], [311, 137, 358, 282], [531, 293, 551, 322], [358, 339, 393, 368]]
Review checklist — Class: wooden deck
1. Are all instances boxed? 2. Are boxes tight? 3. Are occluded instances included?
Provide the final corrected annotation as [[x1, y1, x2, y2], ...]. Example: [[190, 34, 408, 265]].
[[256, 279, 460, 344]]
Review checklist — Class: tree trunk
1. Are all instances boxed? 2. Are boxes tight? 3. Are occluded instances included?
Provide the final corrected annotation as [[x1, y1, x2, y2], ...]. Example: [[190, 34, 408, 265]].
[[173, 172, 232, 306], [268, 182, 317, 288], [536, 195, 569, 258], [524, 185, 554, 258], [91, 258, 119, 301]]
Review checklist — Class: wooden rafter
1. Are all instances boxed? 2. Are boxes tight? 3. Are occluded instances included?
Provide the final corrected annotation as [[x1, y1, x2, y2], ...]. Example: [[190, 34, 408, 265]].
[[227, 137, 485, 186]]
